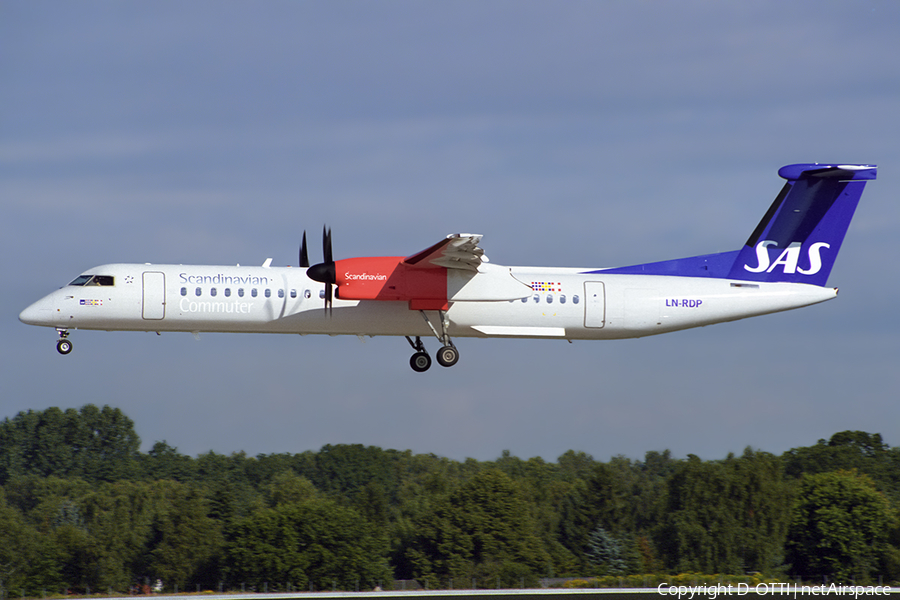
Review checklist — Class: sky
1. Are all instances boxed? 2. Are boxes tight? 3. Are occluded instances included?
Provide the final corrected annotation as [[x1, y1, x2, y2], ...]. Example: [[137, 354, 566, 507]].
[[3, 1, 899, 464]]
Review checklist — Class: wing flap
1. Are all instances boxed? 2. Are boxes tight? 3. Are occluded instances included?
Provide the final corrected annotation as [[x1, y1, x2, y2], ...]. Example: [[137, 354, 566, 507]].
[[404, 234, 487, 272]]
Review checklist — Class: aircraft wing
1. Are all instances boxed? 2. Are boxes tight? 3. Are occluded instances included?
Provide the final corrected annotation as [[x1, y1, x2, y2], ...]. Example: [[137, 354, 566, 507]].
[[403, 233, 488, 272]]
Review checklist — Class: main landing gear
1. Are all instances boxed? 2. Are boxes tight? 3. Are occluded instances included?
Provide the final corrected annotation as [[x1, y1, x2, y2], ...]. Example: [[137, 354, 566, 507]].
[[404, 310, 460, 372], [407, 337, 432, 372], [56, 329, 73, 355]]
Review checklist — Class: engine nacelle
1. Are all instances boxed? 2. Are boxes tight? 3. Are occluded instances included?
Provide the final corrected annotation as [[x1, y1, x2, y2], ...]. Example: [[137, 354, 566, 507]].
[[334, 257, 448, 309]]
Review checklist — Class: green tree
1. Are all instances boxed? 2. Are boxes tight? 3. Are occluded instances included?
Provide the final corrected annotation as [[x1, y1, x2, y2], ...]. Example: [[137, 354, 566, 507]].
[[786, 470, 896, 582], [388, 451, 474, 580], [76, 481, 157, 590], [264, 471, 319, 507], [195, 451, 263, 528], [556, 450, 596, 482], [226, 494, 389, 590], [310, 444, 401, 501], [656, 449, 792, 575], [4, 476, 94, 592], [6, 477, 154, 592], [0, 492, 60, 597], [0, 405, 140, 484], [585, 526, 627, 576], [70, 404, 141, 481], [243, 452, 316, 489], [497, 454, 580, 576], [142, 480, 222, 590], [141, 441, 197, 483], [784, 431, 900, 504], [407, 469, 551, 587], [558, 451, 674, 572]]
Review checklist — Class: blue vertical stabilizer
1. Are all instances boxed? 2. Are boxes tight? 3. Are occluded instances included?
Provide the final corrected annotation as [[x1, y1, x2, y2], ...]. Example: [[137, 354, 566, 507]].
[[726, 164, 875, 286], [589, 163, 876, 286]]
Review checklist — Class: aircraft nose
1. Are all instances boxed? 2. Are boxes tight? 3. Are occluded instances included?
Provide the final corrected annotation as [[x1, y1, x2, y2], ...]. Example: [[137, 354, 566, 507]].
[[19, 298, 53, 326]]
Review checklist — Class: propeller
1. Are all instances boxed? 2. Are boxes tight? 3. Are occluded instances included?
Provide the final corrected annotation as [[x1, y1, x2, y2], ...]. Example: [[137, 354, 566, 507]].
[[299, 231, 309, 268], [306, 226, 335, 315]]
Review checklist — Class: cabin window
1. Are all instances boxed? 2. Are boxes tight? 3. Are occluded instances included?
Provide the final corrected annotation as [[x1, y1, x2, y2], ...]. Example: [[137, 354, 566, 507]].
[[195, 287, 202, 297], [265, 289, 271, 298], [278, 289, 284, 298], [521, 297, 527, 303], [238, 288, 244, 297], [304, 289, 312, 299], [573, 295, 580, 304], [251, 288, 258, 298], [560, 294, 566, 304], [181, 287, 187, 296], [546, 294, 553, 304], [224, 288, 231, 297], [290, 289, 297, 299], [533, 294, 540, 303], [319, 289, 326, 299], [210, 288, 217, 297]]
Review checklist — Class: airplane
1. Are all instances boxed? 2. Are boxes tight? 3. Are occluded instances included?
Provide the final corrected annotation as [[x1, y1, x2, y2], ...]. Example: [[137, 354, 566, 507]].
[[19, 163, 876, 372]]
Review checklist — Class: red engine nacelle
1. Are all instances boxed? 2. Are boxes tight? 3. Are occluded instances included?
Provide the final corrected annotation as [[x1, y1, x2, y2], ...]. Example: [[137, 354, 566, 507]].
[[334, 257, 449, 310]]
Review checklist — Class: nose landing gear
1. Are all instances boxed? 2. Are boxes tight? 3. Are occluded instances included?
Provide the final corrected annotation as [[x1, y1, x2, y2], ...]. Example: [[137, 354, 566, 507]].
[[56, 329, 73, 355]]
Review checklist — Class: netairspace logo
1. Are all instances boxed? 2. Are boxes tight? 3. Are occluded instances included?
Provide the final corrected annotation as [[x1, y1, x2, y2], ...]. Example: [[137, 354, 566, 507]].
[[657, 583, 892, 599]]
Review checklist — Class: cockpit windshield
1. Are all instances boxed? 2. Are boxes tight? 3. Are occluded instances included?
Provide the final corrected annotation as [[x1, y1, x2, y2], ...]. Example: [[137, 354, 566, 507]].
[[68, 275, 115, 286]]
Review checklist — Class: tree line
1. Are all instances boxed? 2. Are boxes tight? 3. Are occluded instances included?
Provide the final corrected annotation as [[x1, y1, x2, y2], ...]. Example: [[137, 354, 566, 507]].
[[0, 405, 898, 595]]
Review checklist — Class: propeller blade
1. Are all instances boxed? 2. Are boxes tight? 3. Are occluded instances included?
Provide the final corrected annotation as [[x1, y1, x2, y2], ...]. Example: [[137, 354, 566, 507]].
[[325, 279, 333, 316], [299, 231, 309, 268], [323, 227, 333, 315], [306, 226, 336, 315], [323, 226, 332, 264]]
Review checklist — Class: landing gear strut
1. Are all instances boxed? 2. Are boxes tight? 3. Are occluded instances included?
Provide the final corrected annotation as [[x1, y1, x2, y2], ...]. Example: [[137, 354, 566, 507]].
[[56, 329, 73, 355], [404, 310, 460, 372]]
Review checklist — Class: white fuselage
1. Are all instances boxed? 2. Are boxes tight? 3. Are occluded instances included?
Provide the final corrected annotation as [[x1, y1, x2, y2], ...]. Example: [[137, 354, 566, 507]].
[[19, 262, 837, 341]]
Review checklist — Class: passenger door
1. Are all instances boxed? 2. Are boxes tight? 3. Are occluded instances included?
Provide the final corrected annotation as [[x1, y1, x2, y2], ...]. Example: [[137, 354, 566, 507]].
[[142, 272, 166, 320], [584, 281, 605, 328]]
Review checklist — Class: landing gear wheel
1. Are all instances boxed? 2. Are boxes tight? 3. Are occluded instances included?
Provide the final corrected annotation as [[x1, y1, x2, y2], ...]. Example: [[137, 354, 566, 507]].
[[436, 345, 459, 368], [410, 351, 432, 372], [56, 339, 73, 355]]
